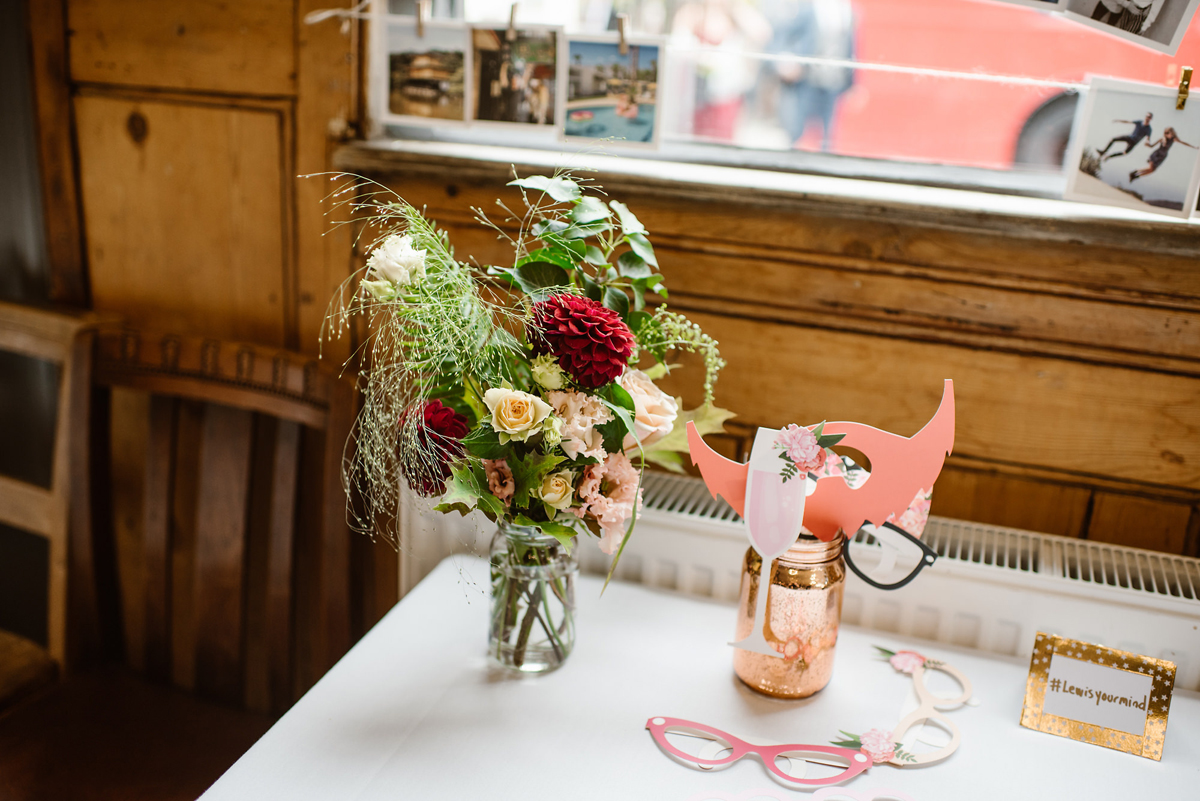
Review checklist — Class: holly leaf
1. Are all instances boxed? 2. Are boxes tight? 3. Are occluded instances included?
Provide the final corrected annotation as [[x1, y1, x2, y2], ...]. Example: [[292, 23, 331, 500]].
[[509, 175, 582, 203], [609, 200, 646, 235], [626, 233, 657, 267]]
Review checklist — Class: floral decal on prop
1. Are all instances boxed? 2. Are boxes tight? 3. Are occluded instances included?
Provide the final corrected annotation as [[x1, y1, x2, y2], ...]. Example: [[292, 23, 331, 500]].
[[830, 730, 918, 765], [320, 170, 732, 577], [774, 422, 848, 483]]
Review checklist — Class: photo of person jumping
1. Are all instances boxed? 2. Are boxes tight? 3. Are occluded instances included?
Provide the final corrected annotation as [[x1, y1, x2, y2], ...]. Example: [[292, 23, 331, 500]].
[[1065, 77, 1200, 218], [1098, 112, 1153, 161], [1129, 126, 1198, 181]]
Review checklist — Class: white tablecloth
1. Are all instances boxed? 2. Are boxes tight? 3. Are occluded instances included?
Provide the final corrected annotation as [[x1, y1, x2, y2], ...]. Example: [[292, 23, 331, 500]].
[[202, 556, 1200, 800]]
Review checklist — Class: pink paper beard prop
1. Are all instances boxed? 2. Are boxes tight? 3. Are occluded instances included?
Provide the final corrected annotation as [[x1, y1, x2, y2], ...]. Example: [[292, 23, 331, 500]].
[[687, 379, 955, 544]]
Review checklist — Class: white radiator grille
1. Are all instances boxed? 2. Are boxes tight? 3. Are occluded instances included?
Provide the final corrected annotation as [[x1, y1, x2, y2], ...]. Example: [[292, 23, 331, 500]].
[[400, 471, 1200, 689]]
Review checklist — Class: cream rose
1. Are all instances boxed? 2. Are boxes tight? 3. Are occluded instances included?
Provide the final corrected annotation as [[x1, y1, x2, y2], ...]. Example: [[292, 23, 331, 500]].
[[538, 470, 575, 511], [483, 387, 552, 443], [366, 233, 426, 289], [618, 369, 679, 450], [531, 354, 566, 390]]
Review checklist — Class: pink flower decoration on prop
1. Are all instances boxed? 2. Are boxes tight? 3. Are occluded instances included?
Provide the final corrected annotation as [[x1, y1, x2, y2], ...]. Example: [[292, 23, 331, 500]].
[[858, 729, 896, 764], [775, 424, 825, 472], [888, 650, 926, 674]]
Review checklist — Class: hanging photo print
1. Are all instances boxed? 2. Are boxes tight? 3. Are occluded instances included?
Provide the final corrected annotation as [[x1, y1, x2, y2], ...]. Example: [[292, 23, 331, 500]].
[[991, 0, 1065, 9], [1062, 0, 1200, 54], [1064, 76, 1200, 218], [469, 26, 562, 126], [563, 36, 664, 148], [380, 19, 470, 126]]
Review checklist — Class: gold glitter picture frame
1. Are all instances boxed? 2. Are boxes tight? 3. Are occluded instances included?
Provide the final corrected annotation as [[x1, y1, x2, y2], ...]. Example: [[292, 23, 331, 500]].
[[1020, 632, 1176, 760]]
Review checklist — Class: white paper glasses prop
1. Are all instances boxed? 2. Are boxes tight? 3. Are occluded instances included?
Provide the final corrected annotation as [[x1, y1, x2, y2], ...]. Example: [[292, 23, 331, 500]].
[[833, 648, 974, 767]]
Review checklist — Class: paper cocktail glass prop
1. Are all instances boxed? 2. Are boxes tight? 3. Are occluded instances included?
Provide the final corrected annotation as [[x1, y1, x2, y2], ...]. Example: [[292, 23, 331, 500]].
[[687, 380, 955, 657]]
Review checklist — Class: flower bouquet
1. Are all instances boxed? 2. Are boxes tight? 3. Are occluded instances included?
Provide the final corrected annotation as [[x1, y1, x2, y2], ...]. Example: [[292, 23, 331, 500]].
[[324, 170, 731, 671]]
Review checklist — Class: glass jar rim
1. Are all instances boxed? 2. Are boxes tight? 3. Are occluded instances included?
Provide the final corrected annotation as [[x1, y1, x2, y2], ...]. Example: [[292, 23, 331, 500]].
[[778, 533, 844, 564]]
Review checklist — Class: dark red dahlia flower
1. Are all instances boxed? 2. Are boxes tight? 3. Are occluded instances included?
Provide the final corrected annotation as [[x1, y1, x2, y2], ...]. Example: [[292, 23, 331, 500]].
[[528, 294, 635, 389], [401, 399, 470, 496]]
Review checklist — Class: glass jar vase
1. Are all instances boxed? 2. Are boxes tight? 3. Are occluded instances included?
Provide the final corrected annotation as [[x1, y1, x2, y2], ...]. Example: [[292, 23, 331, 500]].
[[488, 522, 577, 673], [732, 535, 845, 698]]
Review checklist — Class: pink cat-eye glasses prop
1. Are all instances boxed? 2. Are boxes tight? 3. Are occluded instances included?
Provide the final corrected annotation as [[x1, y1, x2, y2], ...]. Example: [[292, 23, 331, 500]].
[[645, 717, 873, 787]]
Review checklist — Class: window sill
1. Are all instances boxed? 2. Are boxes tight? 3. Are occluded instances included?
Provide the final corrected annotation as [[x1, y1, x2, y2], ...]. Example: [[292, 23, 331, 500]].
[[334, 138, 1200, 257]]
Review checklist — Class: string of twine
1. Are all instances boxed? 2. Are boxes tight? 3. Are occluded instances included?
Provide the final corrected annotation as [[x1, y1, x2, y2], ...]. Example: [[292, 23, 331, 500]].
[[304, 7, 1088, 91]]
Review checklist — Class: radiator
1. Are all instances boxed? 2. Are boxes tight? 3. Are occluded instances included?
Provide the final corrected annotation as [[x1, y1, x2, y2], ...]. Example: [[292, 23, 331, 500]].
[[398, 471, 1200, 690]]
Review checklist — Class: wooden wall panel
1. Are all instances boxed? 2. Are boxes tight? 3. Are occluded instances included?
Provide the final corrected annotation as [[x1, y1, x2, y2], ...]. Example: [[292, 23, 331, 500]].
[[1087, 493, 1193, 553], [68, 0, 296, 97], [294, 0, 357, 360], [668, 311, 1200, 491], [74, 93, 288, 345], [354, 168, 1200, 554], [929, 468, 1092, 538]]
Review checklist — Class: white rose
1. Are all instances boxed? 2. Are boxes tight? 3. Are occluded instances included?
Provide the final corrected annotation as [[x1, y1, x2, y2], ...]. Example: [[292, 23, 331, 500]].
[[542, 414, 564, 448], [483, 387, 552, 443], [618, 369, 679, 450], [366, 234, 426, 289], [538, 470, 575, 510], [531, 354, 566, 390]]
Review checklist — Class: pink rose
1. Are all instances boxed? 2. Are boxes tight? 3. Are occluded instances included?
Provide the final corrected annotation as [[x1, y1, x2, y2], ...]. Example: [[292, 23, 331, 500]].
[[888, 650, 926, 674], [774, 424, 825, 472], [858, 729, 895, 764]]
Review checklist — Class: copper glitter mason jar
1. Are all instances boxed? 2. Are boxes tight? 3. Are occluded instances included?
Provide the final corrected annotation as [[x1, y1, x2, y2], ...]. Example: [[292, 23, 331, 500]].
[[733, 535, 845, 698]]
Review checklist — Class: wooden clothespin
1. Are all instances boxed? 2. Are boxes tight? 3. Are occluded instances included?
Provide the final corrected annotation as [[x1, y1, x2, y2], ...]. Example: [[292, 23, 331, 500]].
[[416, 0, 431, 38], [617, 13, 629, 56], [507, 4, 518, 41], [1178, 66, 1193, 110]]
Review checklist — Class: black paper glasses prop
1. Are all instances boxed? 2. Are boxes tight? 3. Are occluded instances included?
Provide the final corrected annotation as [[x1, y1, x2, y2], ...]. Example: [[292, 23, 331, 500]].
[[842, 522, 938, 591], [645, 717, 873, 787]]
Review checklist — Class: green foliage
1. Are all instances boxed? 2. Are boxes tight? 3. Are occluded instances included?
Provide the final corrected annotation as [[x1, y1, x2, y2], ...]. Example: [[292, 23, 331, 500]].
[[509, 452, 567, 509], [508, 175, 582, 203], [436, 462, 506, 522]]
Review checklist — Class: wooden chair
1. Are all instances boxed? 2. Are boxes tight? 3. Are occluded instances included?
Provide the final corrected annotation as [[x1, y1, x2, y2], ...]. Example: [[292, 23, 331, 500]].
[[0, 327, 386, 800], [90, 327, 360, 710], [0, 301, 104, 712]]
